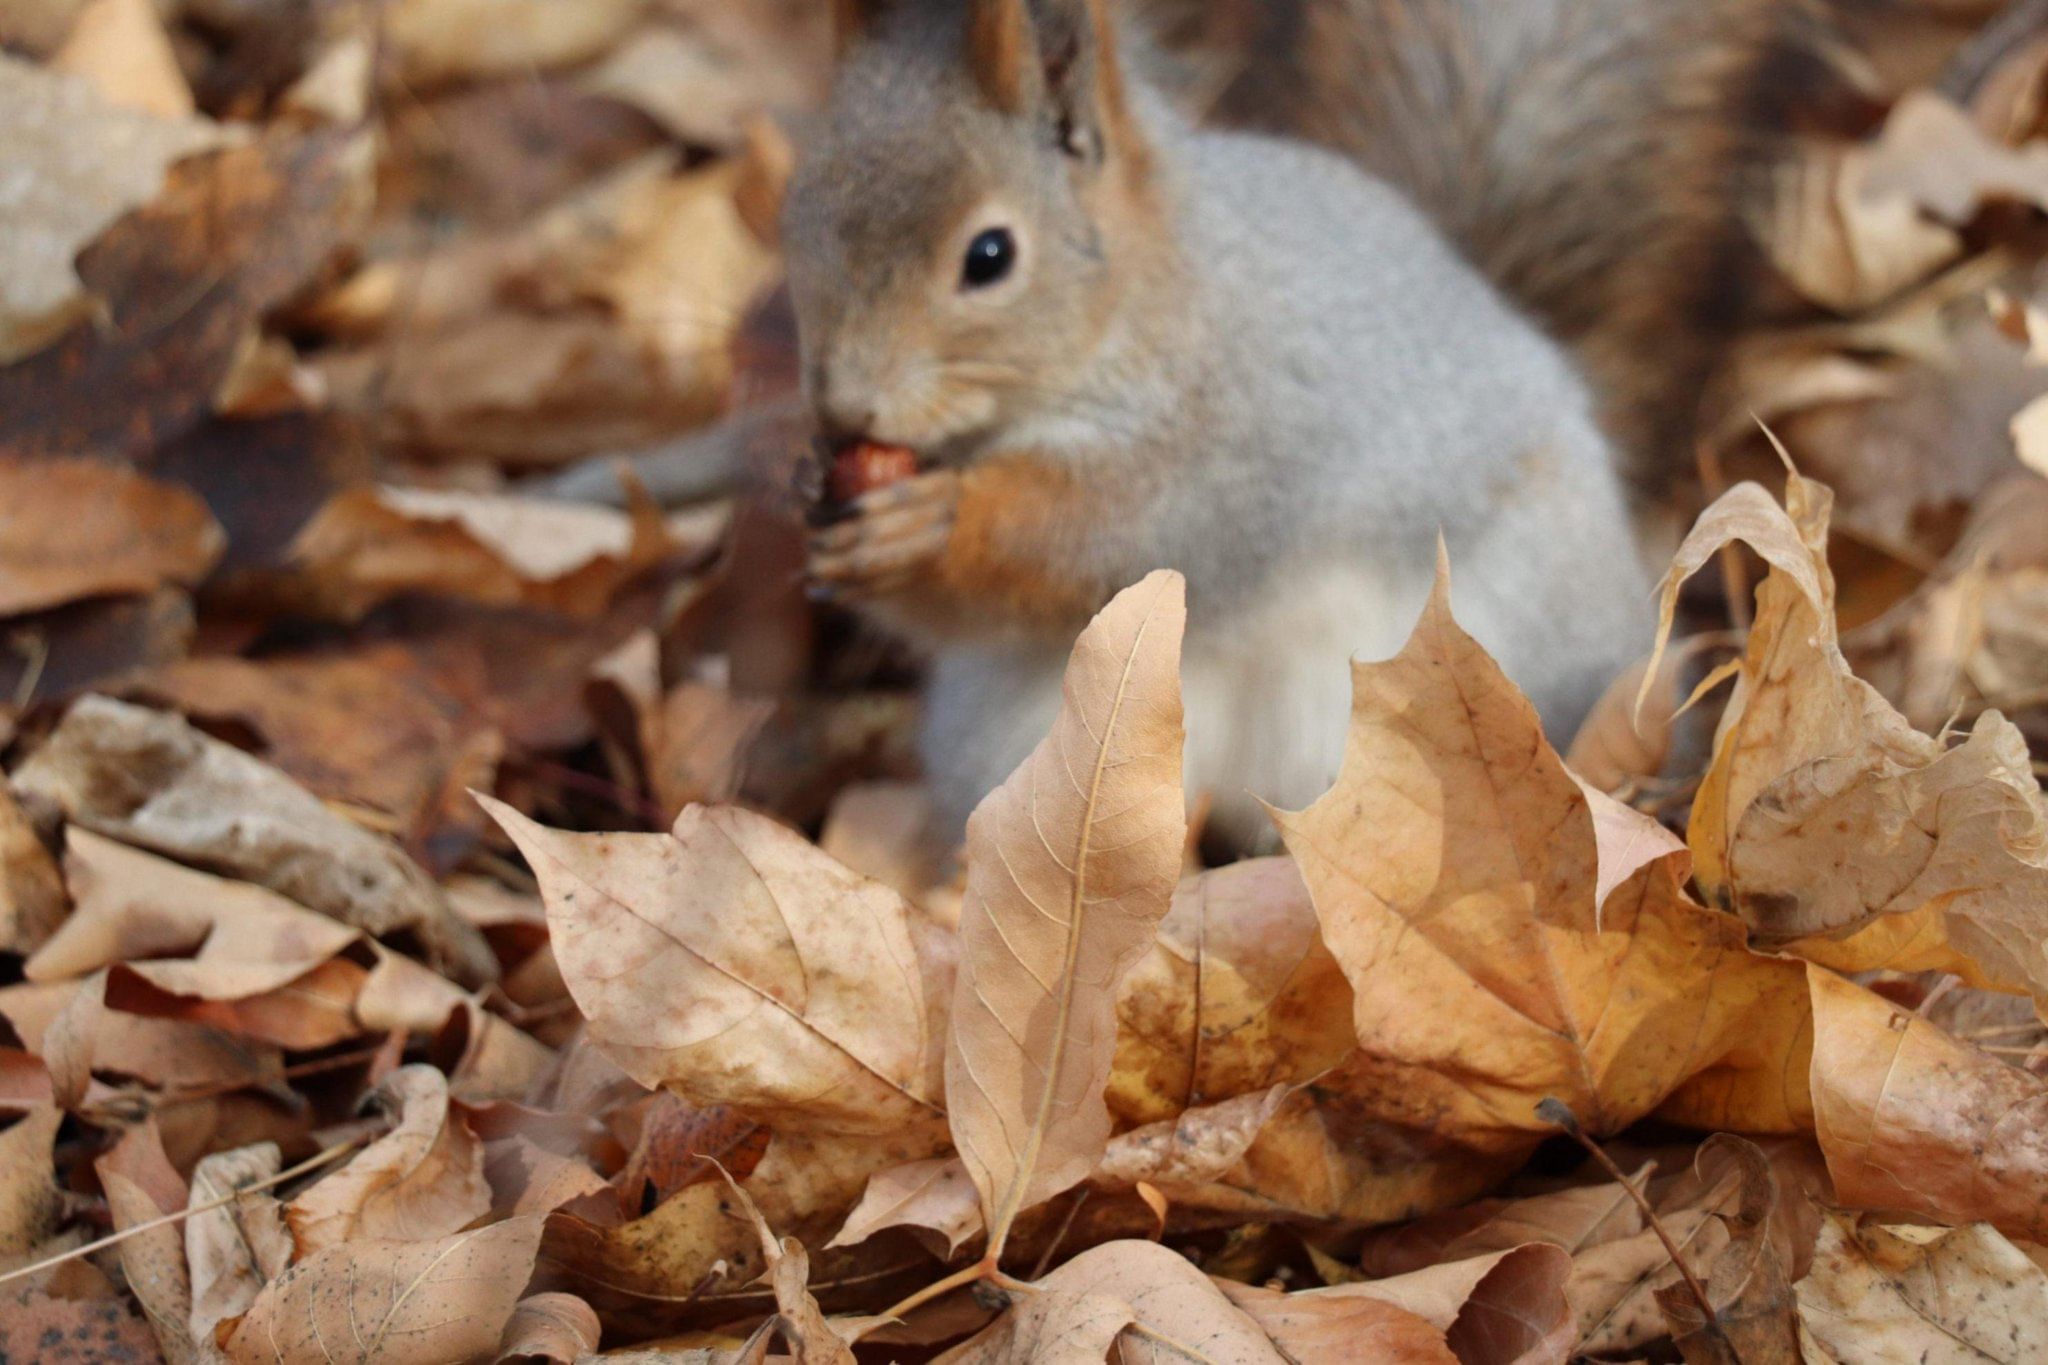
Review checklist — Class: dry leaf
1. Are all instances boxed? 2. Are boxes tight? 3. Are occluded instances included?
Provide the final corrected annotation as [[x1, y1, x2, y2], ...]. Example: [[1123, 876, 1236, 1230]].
[[1796, 1212, 2048, 1362], [1809, 966, 2048, 1240], [0, 54, 231, 362], [487, 800, 948, 1136], [385, 0, 649, 86], [1662, 473, 2048, 1004], [13, 696, 495, 986], [828, 1157, 979, 1255], [1109, 857, 1354, 1127], [496, 1292, 602, 1364], [947, 572, 1187, 1257], [50, 0, 194, 119], [1217, 1282, 1456, 1364], [0, 458, 224, 617], [0, 1108, 63, 1260], [1272, 560, 1808, 1214], [1652, 1137, 1800, 1365], [286, 1066, 492, 1255], [223, 1215, 544, 1365], [187, 1144, 291, 1349], [945, 1240, 1283, 1364], [722, 1175, 857, 1365], [0, 786, 66, 956], [97, 1121, 196, 1365], [30, 829, 358, 989]]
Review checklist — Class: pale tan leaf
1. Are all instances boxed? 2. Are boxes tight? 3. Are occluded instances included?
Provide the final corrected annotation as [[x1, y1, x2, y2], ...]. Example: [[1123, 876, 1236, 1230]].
[[1809, 966, 2048, 1241], [828, 1157, 978, 1254], [1653, 1136, 1800, 1365], [385, 0, 649, 86], [495, 1292, 601, 1364], [0, 1108, 62, 1260], [13, 697, 494, 987], [50, 0, 194, 119], [946, 571, 1187, 1256], [941, 1240, 1282, 1365], [1217, 1282, 1456, 1364], [188, 1144, 290, 1348], [98, 1122, 195, 1365], [0, 55, 232, 362], [721, 1173, 856, 1365], [1796, 1212, 2048, 1363], [485, 799, 947, 1136], [286, 1066, 492, 1255], [223, 1216, 544, 1365]]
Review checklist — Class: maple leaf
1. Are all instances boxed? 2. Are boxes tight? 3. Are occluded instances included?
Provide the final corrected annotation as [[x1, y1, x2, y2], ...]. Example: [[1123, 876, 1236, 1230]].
[[945, 571, 1188, 1260]]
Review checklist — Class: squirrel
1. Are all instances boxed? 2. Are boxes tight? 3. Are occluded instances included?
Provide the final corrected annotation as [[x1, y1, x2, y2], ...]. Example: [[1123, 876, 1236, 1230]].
[[550, 0, 1866, 852]]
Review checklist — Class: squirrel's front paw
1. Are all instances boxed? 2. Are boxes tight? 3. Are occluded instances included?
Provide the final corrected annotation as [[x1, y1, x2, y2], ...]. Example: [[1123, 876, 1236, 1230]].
[[808, 469, 961, 600]]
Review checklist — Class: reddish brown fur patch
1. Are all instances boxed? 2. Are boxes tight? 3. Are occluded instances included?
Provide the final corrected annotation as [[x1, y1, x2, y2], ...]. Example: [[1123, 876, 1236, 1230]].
[[929, 456, 1128, 635]]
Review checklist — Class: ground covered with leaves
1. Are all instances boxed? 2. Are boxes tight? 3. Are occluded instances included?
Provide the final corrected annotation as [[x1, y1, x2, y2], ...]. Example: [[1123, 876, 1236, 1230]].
[[7, 1, 2048, 1362]]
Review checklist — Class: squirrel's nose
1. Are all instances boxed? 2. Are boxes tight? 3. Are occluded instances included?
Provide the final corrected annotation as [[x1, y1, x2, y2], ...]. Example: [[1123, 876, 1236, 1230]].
[[815, 367, 882, 445]]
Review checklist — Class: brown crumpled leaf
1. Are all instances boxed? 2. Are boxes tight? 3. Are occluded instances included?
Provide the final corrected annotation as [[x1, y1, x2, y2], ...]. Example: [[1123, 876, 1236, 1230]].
[[1225, 1242, 1574, 1365], [1796, 1211, 2048, 1362], [0, 457, 224, 617], [488, 799, 949, 1137], [1660, 473, 2048, 1004], [1653, 1137, 1800, 1365], [0, 785, 67, 956], [0, 54, 232, 363], [947, 571, 1187, 1259], [1213, 1283, 1456, 1364], [12, 696, 495, 986], [1809, 965, 2048, 1241], [1270, 558, 1809, 1217], [286, 1066, 492, 1255], [223, 1215, 544, 1365], [722, 1174, 858, 1364], [1109, 857, 1354, 1127], [943, 1239, 1283, 1364], [288, 485, 675, 621], [495, 1292, 602, 1364]]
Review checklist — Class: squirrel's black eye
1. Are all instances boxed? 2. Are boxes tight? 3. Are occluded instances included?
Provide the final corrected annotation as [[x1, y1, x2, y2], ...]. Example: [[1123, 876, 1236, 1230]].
[[962, 227, 1017, 290]]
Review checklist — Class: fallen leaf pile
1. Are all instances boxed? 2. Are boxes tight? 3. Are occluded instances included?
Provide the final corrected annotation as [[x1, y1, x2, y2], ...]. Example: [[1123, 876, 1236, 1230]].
[[8, 2, 2048, 1362]]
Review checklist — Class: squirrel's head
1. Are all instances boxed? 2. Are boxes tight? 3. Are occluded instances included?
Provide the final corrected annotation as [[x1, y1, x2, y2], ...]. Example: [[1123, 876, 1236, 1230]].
[[784, 0, 1160, 458]]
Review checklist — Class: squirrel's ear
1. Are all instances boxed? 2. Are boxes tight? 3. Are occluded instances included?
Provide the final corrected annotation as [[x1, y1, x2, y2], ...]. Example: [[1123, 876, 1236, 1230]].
[[1023, 0, 1135, 165], [967, 0, 1038, 114]]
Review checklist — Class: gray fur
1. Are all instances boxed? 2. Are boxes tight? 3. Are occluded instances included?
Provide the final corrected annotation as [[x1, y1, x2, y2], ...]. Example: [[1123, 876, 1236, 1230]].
[[800, 0, 1653, 849]]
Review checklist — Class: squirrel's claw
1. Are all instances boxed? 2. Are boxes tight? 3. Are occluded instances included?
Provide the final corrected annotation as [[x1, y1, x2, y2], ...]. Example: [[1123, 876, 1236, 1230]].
[[807, 469, 960, 600]]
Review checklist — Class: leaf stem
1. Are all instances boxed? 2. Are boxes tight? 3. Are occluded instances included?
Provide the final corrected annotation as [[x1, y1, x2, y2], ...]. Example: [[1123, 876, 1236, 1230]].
[[1536, 1098, 1720, 1341], [875, 1256, 997, 1325], [0, 1133, 368, 1290]]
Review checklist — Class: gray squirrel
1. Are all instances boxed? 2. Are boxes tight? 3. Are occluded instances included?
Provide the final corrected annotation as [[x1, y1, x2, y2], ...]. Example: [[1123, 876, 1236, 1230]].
[[554, 0, 1863, 851]]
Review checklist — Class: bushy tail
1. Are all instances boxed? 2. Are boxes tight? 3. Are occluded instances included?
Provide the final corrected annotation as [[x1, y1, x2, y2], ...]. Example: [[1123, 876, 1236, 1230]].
[[1142, 0, 1866, 493]]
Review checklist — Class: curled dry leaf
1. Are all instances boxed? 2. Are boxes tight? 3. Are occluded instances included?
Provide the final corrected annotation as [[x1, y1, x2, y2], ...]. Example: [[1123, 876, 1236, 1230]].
[[947, 571, 1187, 1258], [0, 54, 232, 362], [1217, 1282, 1456, 1365], [1652, 1136, 1800, 1365], [0, 457, 224, 617], [486, 799, 949, 1137], [385, 0, 649, 87], [1271, 559, 1809, 1215], [722, 1174, 858, 1365], [1659, 473, 2048, 1004], [942, 1239, 1283, 1365], [1796, 1211, 2048, 1363], [187, 1144, 292, 1349], [51, 0, 194, 119], [1809, 966, 2048, 1241], [12, 696, 495, 987], [496, 1292, 602, 1364], [286, 1066, 492, 1255], [97, 1121, 195, 1365], [223, 1215, 545, 1365]]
